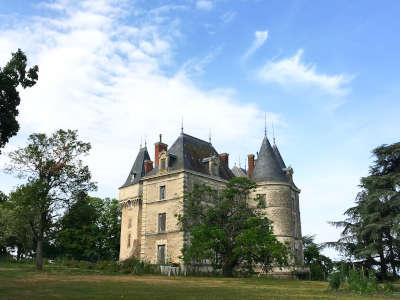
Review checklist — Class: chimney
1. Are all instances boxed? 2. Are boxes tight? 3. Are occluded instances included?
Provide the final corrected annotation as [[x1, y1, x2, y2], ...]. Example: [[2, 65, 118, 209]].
[[247, 154, 255, 178], [219, 153, 229, 168], [144, 160, 153, 174], [154, 134, 168, 167]]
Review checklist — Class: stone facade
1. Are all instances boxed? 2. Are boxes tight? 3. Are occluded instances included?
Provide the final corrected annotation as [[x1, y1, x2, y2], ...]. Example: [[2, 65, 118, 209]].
[[118, 132, 305, 272]]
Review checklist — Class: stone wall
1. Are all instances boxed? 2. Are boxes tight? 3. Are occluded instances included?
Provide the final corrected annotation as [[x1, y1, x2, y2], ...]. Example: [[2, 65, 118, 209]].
[[141, 171, 185, 264], [251, 181, 303, 265], [119, 183, 142, 261]]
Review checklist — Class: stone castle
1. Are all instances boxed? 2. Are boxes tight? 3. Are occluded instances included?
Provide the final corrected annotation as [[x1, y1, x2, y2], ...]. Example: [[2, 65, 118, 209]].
[[118, 130, 304, 272]]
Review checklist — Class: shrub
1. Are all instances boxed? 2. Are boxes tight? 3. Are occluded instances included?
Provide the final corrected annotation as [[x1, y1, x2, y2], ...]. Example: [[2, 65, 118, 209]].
[[347, 269, 377, 294], [119, 257, 159, 275], [328, 271, 342, 290]]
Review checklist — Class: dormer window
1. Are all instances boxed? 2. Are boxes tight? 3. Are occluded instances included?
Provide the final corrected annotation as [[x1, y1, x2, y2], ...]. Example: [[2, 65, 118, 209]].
[[160, 158, 166, 170], [131, 173, 137, 183], [209, 156, 219, 176], [159, 151, 168, 171]]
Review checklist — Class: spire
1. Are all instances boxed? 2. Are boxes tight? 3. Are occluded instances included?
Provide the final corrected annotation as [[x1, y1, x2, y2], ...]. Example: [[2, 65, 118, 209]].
[[140, 137, 142, 149], [181, 117, 184, 134], [264, 112, 267, 137], [272, 122, 276, 145], [208, 129, 212, 144]]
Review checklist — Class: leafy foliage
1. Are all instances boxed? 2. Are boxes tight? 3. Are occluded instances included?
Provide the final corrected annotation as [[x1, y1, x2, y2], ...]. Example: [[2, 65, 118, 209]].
[[6, 129, 96, 269], [328, 142, 400, 279], [56, 195, 120, 261], [0, 49, 38, 152], [179, 177, 288, 276], [302, 235, 333, 280]]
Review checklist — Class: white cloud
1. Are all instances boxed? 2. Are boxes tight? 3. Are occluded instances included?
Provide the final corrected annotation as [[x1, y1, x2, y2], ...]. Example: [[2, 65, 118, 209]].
[[258, 49, 352, 96], [220, 11, 236, 24], [196, 0, 214, 11], [0, 0, 272, 197], [243, 30, 269, 60]]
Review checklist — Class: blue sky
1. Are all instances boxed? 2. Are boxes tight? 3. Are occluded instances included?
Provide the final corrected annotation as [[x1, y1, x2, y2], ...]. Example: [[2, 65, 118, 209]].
[[0, 0, 399, 258]]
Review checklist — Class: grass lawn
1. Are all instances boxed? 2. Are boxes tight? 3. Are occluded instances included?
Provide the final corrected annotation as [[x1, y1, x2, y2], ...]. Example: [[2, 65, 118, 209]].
[[0, 262, 399, 300]]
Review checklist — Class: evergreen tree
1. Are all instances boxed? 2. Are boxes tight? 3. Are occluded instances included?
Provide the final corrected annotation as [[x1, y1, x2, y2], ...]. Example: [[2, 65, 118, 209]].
[[329, 142, 400, 279]]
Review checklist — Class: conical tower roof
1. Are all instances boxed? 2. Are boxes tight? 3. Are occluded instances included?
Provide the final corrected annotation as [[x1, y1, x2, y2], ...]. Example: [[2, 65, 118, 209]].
[[273, 144, 286, 169], [253, 136, 288, 182], [121, 146, 151, 187]]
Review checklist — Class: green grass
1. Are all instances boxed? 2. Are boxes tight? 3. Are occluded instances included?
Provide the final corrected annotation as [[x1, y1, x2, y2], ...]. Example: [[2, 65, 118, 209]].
[[0, 262, 399, 300]]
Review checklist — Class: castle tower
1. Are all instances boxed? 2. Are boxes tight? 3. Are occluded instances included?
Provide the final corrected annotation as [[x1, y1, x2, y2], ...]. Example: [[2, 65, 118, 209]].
[[119, 146, 150, 261], [249, 136, 304, 266]]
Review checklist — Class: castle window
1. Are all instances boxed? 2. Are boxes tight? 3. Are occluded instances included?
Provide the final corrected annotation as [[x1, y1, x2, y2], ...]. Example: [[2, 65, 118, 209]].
[[158, 213, 166, 232], [157, 244, 166, 264], [160, 158, 166, 170], [127, 233, 131, 248], [257, 194, 267, 206], [159, 185, 166, 200], [128, 218, 132, 229]]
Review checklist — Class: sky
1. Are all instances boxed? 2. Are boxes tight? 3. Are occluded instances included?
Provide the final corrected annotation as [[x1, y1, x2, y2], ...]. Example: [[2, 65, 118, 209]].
[[0, 0, 399, 259]]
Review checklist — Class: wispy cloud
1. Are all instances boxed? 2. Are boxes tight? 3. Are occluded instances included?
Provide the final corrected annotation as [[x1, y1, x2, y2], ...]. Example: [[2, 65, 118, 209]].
[[195, 0, 214, 11], [220, 11, 236, 24], [0, 0, 273, 196], [179, 46, 222, 77], [258, 49, 352, 96], [243, 30, 268, 60]]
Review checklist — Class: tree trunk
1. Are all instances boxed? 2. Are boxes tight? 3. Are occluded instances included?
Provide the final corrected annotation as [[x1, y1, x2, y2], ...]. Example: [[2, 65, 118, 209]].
[[378, 247, 387, 279], [222, 257, 236, 277], [387, 233, 397, 278], [36, 238, 43, 270]]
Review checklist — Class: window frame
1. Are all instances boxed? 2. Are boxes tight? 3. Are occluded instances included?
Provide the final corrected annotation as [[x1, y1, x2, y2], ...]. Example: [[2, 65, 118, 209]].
[[158, 212, 166, 233], [157, 244, 166, 265], [127, 233, 131, 248], [159, 185, 166, 200]]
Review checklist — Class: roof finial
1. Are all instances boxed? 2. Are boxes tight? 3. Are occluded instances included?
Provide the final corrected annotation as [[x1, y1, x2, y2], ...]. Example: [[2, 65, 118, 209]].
[[140, 137, 143, 149], [144, 137, 147, 148], [264, 112, 267, 137], [181, 117, 184, 134], [239, 156, 241, 168], [208, 128, 212, 144], [272, 122, 276, 145]]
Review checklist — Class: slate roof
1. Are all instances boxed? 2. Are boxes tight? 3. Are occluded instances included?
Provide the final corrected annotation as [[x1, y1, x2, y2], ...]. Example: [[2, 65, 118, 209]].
[[121, 146, 151, 187], [273, 144, 286, 169], [252, 136, 289, 183], [147, 133, 234, 180], [231, 165, 247, 177]]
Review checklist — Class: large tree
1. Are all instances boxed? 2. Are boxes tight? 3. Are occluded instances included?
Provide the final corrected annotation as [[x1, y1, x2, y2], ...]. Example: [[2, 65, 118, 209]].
[[6, 129, 96, 270], [302, 235, 333, 280], [0, 49, 38, 152], [56, 195, 120, 261], [180, 177, 288, 276], [329, 142, 400, 279]]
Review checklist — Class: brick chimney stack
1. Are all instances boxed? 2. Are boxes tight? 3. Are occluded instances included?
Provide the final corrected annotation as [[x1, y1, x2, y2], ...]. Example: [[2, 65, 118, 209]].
[[247, 154, 255, 178], [144, 160, 153, 174], [154, 134, 168, 167], [219, 153, 229, 168]]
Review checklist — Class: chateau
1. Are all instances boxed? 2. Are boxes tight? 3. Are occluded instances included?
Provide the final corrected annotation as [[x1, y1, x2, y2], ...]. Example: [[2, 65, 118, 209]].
[[118, 130, 304, 272]]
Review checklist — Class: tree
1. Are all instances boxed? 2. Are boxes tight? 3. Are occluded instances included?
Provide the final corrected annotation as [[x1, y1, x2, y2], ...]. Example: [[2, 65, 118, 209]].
[[329, 142, 400, 279], [302, 235, 333, 280], [179, 177, 288, 276], [0, 49, 38, 152], [6, 129, 96, 270], [55, 195, 120, 261]]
